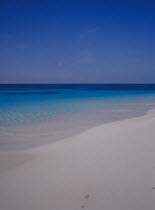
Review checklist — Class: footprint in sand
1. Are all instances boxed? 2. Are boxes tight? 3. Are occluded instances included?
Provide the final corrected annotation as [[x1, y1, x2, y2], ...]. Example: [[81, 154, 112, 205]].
[[81, 194, 90, 208], [84, 194, 90, 200]]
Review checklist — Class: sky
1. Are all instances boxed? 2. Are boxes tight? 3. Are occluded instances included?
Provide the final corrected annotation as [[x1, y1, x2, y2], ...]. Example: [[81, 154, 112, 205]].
[[0, 0, 155, 84]]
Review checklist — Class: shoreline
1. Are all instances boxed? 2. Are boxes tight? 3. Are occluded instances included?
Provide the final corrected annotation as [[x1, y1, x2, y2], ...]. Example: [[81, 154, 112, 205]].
[[1, 102, 155, 151], [0, 107, 155, 209]]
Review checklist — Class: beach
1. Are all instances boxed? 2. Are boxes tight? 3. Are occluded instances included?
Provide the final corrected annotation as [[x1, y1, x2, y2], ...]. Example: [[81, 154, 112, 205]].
[[0, 108, 155, 210], [1, 0, 155, 209]]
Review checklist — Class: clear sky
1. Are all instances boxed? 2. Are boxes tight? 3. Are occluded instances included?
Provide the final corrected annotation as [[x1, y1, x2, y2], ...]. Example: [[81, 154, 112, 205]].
[[0, 0, 155, 84]]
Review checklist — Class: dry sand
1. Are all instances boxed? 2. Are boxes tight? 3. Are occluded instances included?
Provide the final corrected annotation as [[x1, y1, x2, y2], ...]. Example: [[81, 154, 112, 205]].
[[0, 109, 155, 210]]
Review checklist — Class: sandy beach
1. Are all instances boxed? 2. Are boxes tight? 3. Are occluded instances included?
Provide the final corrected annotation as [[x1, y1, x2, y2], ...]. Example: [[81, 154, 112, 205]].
[[0, 109, 155, 210], [1, 0, 155, 209]]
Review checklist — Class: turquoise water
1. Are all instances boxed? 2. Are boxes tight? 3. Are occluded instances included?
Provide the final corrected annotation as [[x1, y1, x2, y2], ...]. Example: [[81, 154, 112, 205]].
[[1, 84, 155, 127], [1, 84, 155, 150]]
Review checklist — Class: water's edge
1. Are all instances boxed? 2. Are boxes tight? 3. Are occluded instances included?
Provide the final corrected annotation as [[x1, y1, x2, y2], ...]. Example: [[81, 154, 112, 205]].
[[0, 103, 155, 151], [1, 84, 155, 151]]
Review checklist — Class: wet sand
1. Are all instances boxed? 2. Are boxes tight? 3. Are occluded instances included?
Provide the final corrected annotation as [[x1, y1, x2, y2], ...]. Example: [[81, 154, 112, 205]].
[[1, 102, 155, 151]]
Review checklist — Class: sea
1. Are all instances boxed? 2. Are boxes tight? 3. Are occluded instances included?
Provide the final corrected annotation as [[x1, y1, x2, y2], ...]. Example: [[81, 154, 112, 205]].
[[0, 84, 155, 150]]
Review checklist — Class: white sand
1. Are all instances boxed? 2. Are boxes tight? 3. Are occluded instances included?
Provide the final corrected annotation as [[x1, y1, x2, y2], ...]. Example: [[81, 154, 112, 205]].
[[0, 109, 155, 210]]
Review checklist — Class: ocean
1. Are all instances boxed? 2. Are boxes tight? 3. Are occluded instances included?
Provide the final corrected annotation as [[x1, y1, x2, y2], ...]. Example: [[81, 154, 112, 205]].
[[0, 84, 155, 150]]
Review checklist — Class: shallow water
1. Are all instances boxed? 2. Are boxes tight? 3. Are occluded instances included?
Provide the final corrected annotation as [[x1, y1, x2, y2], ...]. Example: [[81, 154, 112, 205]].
[[0, 84, 155, 150]]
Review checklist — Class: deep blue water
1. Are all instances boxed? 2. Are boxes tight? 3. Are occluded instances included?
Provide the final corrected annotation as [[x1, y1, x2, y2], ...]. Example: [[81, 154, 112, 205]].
[[1, 84, 155, 127]]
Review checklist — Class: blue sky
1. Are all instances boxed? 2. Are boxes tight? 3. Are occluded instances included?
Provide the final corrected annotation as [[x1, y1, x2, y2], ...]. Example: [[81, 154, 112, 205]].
[[0, 0, 155, 83]]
